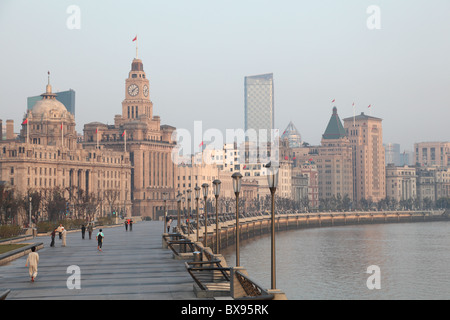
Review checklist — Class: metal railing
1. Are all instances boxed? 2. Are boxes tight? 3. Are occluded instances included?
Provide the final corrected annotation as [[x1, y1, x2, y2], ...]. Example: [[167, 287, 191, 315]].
[[234, 270, 274, 300]]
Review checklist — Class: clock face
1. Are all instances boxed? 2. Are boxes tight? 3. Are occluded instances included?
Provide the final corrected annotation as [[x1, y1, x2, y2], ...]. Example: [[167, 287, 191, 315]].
[[143, 85, 149, 97], [128, 84, 139, 97]]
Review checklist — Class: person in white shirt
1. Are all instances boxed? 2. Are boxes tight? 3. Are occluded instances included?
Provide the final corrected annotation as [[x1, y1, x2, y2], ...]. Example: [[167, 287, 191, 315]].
[[25, 246, 39, 282]]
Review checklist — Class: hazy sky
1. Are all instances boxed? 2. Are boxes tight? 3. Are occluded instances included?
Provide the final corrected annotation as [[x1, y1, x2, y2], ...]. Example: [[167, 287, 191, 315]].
[[0, 0, 449, 151]]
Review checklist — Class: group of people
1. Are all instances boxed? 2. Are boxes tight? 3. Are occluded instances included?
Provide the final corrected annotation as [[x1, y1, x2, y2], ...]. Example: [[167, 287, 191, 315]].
[[49, 224, 67, 247], [124, 219, 133, 231]]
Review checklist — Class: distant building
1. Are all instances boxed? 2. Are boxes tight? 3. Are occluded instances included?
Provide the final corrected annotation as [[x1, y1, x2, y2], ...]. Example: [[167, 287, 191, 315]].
[[286, 107, 354, 203], [244, 73, 274, 142], [414, 141, 450, 167], [384, 143, 401, 165], [0, 79, 131, 221], [28, 89, 75, 116], [83, 57, 177, 219], [281, 121, 302, 148], [344, 112, 386, 203], [385, 164, 416, 202]]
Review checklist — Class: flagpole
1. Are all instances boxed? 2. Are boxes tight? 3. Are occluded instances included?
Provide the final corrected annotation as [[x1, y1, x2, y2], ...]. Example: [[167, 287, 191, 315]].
[[27, 121, 29, 144], [96, 128, 99, 149], [353, 103, 356, 128], [136, 36, 138, 59]]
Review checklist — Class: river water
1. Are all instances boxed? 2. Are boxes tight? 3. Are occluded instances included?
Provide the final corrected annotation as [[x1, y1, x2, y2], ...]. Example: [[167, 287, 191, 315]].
[[221, 221, 450, 299]]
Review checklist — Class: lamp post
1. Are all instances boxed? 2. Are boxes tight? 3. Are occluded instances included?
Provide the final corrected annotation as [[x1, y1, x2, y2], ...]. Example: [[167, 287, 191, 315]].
[[194, 186, 201, 242], [202, 183, 209, 247], [212, 179, 221, 254], [231, 172, 242, 266], [266, 161, 279, 290], [29, 196, 32, 232], [186, 189, 192, 237], [163, 192, 168, 233], [182, 196, 186, 233], [176, 191, 182, 233]]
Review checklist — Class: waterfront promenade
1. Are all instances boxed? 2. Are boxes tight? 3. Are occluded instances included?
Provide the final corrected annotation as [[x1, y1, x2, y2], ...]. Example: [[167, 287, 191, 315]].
[[0, 221, 199, 300]]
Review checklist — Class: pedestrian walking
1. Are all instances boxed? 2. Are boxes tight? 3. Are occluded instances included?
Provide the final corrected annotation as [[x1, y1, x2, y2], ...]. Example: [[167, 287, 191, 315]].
[[87, 223, 93, 239], [25, 246, 39, 282], [96, 229, 104, 251], [81, 224, 86, 239], [50, 228, 56, 247], [167, 217, 172, 233], [129, 219, 133, 231], [124, 220, 128, 231]]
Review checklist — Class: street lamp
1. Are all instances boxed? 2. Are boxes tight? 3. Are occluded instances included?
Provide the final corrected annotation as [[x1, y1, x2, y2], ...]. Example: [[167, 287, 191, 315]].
[[194, 186, 201, 242], [231, 172, 242, 266], [266, 161, 279, 290], [176, 191, 182, 232], [163, 192, 168, 233], [202, 183, 209, 247], [182, 196, 186, 233], [212, 179, 221, 254], [29, 196, 32, 233], [186, 189, 192, 237]]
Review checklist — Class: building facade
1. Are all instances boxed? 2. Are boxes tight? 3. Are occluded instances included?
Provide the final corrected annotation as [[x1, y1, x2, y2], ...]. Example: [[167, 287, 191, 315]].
[[344, 112, 386, 203], [385, 164, 417, 202], [244, 73, 274, 141], [83, 57, 177, 219], [0, 79, 132, 221], [414, 141, 450, 167]]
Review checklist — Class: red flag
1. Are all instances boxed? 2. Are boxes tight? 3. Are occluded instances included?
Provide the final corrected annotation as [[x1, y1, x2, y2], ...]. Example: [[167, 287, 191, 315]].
[[368, 105, 371, 108], [309, 158, 313, 162], [95, 128, 98, 134], [122, 130, 126, 137], [332, 99, 335, 103], [284, 156, 288, 160], [199, 141, 204, 147], [22, 118, 28, 125], [61, 123, 63, 130], [243, 165, 247, 169], [132, 36, 137, 42]]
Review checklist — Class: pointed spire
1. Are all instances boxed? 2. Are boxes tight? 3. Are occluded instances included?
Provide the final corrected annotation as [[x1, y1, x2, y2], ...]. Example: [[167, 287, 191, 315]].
[[322, 107, 347, 140], [42, 71, 56, 100]]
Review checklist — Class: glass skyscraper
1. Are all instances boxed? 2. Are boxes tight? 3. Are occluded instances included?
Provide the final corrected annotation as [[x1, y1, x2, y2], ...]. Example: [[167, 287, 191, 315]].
[[244, 73, 274, 141]]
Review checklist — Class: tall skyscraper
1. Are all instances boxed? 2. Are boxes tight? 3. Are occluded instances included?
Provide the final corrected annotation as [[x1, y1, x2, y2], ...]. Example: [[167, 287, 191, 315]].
[[244, 73, 274, 141], [344, 112, 386, 203]]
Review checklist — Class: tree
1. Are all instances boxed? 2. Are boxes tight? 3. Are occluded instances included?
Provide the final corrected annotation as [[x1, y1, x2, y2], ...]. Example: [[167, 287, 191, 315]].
[[43, 187, 67, 221]]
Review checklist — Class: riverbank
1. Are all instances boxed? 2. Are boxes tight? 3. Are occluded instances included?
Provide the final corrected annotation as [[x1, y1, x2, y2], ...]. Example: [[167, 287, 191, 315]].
[[190, 210, 449, 252]]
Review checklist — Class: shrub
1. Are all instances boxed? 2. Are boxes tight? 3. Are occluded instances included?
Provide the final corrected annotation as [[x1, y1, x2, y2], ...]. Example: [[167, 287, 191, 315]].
[[0, 225, 22, 239]]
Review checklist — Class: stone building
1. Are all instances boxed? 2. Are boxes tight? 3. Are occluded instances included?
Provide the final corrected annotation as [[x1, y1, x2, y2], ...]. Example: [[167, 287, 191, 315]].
[[83, 57, 177, 219], [0, 78, 132, 220], [289, 107, 353, 203], [414, 141, 450, 167], [385, 164, 417, 202], [343, 112, 386, 203]]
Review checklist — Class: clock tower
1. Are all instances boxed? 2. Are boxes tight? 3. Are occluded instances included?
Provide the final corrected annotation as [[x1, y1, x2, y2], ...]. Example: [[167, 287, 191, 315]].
[[122, 58, 153, 120]]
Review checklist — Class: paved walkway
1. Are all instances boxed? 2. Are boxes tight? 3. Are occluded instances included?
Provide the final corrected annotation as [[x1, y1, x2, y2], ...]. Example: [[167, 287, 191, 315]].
[[0, 221, 199, 300]]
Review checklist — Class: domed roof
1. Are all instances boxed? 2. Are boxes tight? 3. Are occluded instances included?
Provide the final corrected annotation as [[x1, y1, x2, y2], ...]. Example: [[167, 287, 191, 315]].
[[31, 82, 68, 117]]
